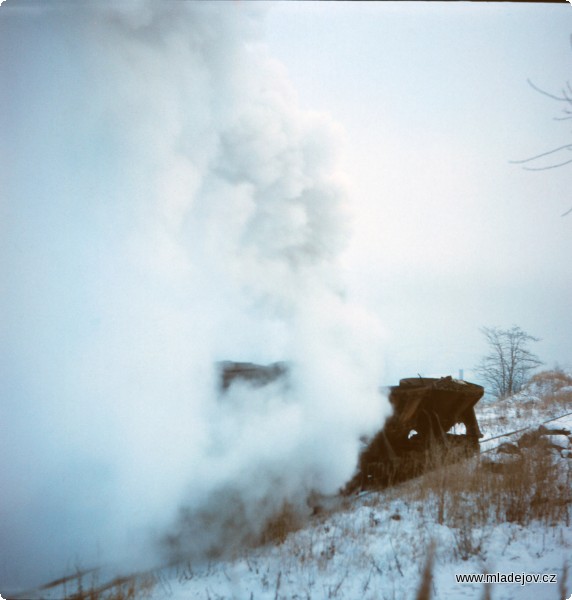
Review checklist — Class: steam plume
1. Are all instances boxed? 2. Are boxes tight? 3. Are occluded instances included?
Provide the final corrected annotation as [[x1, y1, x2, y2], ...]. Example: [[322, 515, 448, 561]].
[[0, 0, 388, 589]]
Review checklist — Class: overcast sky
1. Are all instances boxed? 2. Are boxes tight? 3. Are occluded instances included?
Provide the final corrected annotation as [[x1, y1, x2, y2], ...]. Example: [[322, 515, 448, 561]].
[[264, 1, 572, 382]]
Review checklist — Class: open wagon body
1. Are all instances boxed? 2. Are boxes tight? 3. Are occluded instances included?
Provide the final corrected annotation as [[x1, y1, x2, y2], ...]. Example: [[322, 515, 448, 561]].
[[347, 376, 484, 491]]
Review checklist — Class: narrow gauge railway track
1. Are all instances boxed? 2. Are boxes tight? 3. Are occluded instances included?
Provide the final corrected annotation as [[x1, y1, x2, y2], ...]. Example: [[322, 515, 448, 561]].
[[8, 408, 572, 600]]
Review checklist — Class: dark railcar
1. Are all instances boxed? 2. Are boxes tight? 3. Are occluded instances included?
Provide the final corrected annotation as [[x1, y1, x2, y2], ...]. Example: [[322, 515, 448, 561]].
[[347, 376, 484, 492]]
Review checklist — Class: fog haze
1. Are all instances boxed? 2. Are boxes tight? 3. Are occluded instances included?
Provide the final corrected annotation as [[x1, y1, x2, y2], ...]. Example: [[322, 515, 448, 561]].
[[1, 0, 571, 592]]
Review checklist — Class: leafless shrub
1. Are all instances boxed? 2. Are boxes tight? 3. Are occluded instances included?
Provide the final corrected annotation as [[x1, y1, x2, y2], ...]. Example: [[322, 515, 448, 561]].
[[452, 508, 484, 561]]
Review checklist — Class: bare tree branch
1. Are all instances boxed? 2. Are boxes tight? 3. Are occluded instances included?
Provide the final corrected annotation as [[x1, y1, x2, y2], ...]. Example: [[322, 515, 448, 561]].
[[510, 143, 572, 165], [527, 78, 572, 104], [513, 50, 572, 216], [522, 157, 572, 171]]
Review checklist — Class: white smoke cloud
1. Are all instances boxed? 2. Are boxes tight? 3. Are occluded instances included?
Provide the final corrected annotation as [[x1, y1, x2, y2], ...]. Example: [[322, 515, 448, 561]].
[[0, 0, 389, 590]]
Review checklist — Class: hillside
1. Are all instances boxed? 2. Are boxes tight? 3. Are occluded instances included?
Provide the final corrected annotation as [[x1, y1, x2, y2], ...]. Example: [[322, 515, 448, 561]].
[[20, 371, 572, 600]]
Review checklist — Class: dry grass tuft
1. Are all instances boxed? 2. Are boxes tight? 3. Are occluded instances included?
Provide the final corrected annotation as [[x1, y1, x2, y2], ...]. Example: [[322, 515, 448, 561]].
[[258, 501, 306, 546], [529, 369, 572, 412], [560, 560, 569, 600], [530, 368, 572, 393], [394, 439, 571, 563], [414, 541, 435, 600], [63, 571, 156, 600], [480, 573, 492, 600]]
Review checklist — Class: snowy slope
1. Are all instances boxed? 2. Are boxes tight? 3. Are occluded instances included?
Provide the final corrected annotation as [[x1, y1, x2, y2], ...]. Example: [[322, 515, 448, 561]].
[[143, 396, 572, 600], [13, 393, 572, 600]]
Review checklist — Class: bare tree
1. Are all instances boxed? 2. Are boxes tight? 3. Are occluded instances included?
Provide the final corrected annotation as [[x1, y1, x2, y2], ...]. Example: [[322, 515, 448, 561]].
[[476, 326, 543, 399]]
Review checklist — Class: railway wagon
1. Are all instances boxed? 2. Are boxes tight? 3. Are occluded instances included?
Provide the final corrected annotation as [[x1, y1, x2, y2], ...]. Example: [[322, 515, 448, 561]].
[[347, 376, 484, 491], [219, 362, 484, 492]]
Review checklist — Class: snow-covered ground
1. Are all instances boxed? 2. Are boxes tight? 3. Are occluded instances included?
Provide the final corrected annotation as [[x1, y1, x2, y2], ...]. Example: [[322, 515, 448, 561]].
[[15, 382, 572, 600], [145, 384, 572, 600], [475, 379, 572, 447], [146, 460, 572, 599]]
